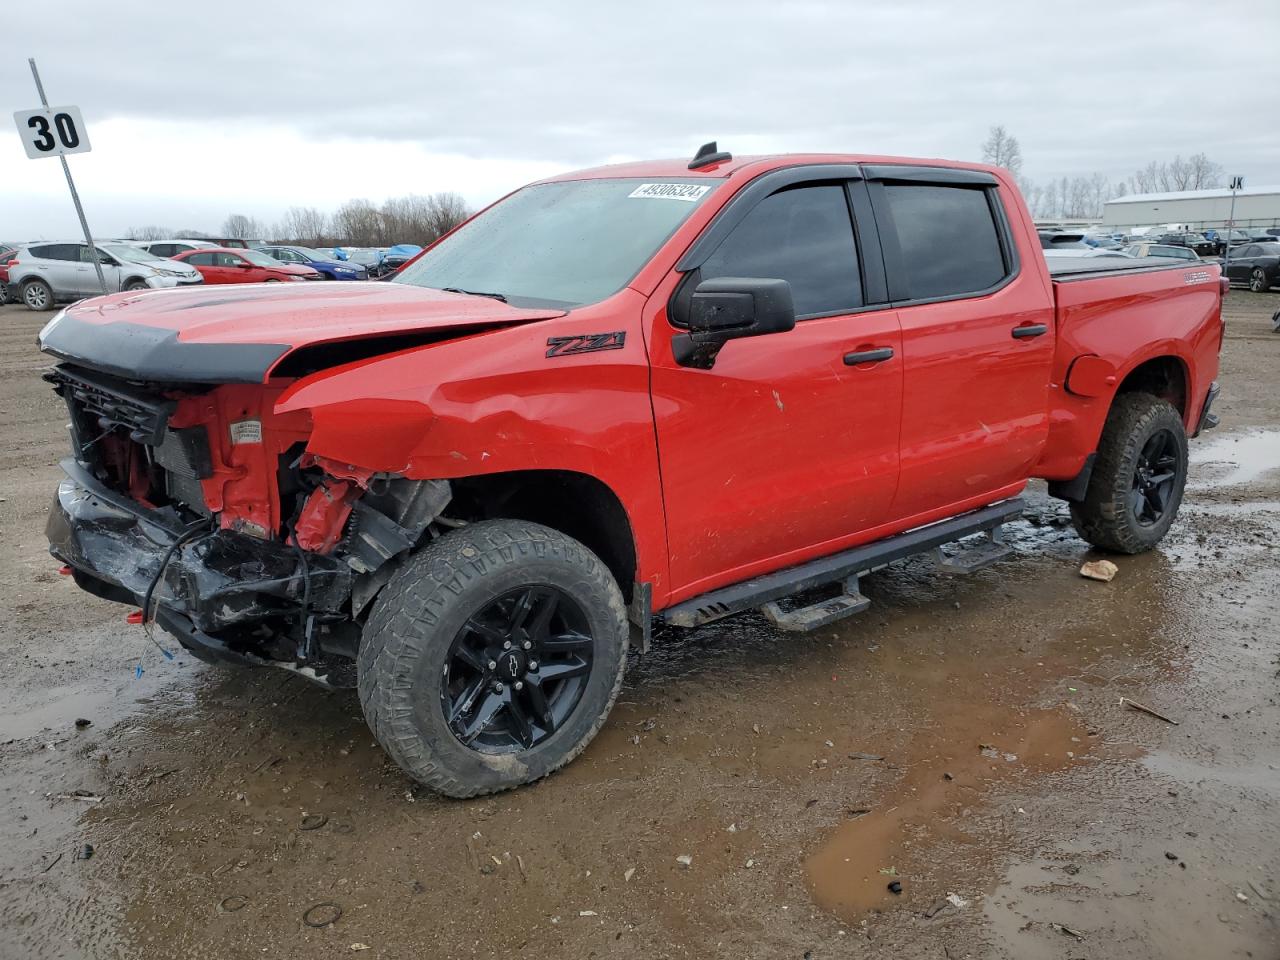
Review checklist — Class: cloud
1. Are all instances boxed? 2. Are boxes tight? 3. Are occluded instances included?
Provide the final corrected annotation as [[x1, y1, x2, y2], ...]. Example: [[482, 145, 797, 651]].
[[3, 0, 1277, 236]]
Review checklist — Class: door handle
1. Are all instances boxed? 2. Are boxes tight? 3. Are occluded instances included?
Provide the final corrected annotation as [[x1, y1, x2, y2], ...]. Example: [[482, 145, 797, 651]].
[[843, 347, 894, 365], [1011, 324, 1048, 339]]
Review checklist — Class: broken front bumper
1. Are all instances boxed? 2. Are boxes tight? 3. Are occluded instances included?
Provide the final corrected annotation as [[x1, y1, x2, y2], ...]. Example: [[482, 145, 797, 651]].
[[47, 459, 352, 640]]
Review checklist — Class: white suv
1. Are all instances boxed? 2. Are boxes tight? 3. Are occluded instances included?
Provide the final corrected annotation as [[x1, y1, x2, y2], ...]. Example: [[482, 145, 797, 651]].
[[10, 241, 203, 311]]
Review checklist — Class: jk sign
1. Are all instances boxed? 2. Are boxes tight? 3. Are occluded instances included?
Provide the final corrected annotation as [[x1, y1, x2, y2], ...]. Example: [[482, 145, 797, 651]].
[[13, 105, 91, 159]]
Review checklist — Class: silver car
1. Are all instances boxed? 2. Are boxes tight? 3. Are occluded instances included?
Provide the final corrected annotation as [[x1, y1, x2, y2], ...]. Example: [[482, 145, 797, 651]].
[[10, 241, 203, 311]]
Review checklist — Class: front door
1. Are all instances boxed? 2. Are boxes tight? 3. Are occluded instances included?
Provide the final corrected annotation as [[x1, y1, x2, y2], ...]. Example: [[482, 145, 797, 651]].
[[648, 177, 904, 600], [865, 171, 1055, 518]]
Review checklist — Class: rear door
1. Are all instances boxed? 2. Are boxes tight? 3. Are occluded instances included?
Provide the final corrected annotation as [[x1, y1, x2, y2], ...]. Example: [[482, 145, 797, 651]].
[[649, 169, 904, 597], [1225, 245, 1257, 283], [865, 167, 1054, 518]]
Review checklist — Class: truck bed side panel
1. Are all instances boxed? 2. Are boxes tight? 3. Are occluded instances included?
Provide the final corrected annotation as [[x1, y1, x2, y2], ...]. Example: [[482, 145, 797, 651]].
[[1035, 264, 1223, 480]]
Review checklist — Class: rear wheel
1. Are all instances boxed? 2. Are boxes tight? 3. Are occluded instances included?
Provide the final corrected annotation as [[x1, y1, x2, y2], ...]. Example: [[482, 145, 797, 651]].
[[357, 520, 628, 797], [1250, 268, 1270, 292], [1070, 393, 1188, 554], [22, 279, 53, 311]]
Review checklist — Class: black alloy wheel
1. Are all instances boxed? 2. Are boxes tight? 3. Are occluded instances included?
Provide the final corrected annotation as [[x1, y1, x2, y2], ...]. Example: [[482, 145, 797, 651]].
[[1131, 429, 1179, 527], [442, 585, 594, 753]]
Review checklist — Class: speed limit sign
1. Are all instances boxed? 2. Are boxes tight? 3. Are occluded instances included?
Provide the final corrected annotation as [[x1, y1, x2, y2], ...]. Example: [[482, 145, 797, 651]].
[[13, 105, 91, 159]]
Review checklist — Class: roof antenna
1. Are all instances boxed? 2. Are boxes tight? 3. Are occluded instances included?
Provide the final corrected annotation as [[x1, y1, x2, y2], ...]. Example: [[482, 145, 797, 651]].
[[688, 141, 732, 170]]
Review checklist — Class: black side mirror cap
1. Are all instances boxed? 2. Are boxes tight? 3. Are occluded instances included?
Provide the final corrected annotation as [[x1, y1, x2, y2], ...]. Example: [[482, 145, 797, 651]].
[[673, 276, 796, 368]]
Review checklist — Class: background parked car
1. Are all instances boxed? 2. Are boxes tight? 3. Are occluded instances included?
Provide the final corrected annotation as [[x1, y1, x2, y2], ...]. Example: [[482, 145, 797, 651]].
[[172, 245, 322, 284], [171, 247, 322, 284], [256, 245, 368, 280], [9, 241, 203, 310], [141, 239, 231, 258], [1123, 242, 1201, 261], [0, 242, 21, 304], [1157, 232, 1218, 257], [1223, 242, 1280, 292]]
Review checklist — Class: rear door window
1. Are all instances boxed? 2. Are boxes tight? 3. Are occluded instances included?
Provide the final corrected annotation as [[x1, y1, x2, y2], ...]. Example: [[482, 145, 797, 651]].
[[881, 184, 1008, 300], [186, 252, 216, 266], [213, 252, 243, 267], [699, 183, 862, 318], [30, 243, 80, 261]]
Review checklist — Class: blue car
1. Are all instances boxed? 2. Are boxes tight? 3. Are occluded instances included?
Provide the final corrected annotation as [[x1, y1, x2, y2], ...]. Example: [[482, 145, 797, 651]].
[[257, 245, 368, 280]]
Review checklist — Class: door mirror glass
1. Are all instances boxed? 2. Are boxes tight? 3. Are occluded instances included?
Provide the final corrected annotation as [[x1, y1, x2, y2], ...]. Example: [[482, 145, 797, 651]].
[[675, 276, 795, 368]]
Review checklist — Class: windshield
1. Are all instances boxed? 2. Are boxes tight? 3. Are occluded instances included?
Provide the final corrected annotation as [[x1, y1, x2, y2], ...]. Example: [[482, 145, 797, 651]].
[[103, 244, 162, 265], [290, 247, 331, 261], [241, 248, 285, 267], [394, 178, 718, 307]]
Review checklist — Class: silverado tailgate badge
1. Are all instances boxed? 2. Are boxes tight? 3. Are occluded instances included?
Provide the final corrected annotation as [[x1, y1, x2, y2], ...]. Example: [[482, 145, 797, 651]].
[[545, 332, 626, 358]]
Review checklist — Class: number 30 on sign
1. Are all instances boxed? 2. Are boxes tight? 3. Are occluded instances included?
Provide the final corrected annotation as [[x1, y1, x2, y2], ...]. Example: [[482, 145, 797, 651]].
[[13, 105, 91, 159]]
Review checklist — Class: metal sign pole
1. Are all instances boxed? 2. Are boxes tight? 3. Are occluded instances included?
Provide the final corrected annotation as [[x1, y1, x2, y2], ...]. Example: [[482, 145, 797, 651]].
[[1222, 176, 1241, 277], [28, 58, 107, 295]]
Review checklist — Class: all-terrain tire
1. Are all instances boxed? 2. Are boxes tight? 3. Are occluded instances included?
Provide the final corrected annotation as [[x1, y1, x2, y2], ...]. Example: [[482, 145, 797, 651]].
[[357, 520, 628, 798], [1069, 392, 1189, 554]]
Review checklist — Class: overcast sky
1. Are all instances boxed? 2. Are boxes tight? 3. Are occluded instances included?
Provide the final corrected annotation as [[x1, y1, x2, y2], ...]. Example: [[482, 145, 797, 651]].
[[4, 0, 1277, 239]]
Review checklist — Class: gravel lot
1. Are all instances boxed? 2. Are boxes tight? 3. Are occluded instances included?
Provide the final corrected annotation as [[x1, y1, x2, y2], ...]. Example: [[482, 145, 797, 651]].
[[1, 293, 1277, 959]]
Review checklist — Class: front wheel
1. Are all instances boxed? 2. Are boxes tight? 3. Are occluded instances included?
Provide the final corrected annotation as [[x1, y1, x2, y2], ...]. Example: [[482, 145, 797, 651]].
[[124, 280, 149, 292], [357, 520, 628, 798], [22, 279, 54, 311], [1070, 393, 1189, 554], [1250, 268, 1270, 292]]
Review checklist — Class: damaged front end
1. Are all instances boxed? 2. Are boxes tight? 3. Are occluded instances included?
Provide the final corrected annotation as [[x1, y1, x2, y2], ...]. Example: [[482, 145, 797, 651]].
[[44, 363, 451, 688]]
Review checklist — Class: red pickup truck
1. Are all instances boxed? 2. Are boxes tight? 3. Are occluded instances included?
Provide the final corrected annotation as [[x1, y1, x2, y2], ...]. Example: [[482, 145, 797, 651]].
[[40, 146, 1223, 797]]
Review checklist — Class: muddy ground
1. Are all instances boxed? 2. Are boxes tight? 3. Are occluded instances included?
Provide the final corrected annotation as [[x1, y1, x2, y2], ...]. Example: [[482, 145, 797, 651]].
[[0, 295, 1277, 960]]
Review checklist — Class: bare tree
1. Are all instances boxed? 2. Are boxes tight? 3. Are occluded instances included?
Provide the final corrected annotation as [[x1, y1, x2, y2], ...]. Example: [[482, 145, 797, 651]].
[[422, 192, 470, 240], [980, 125, 1024, 178], [275, 207, 330, 245], [222, 213, 265, 240], [127, 225, 172, 241], [1186, 153, 1224, 190], [332, 199, 383, 246]]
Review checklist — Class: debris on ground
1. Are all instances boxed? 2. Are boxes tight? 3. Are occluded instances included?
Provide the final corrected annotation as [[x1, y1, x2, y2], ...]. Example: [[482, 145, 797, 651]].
[[46, 791, 103, 803], [1051, 922, 1086, 941], [879, 866, 897, 876], [624, 867, 635, 882], [848, 752, 884, 761], [218, 895, 249, 913], [299, 814, 328, 831], [579, 910, 597, 917], [1079, 559, 1119, 582], [76, 844, 94, 861], [888, 881, 903, 894], [1235, 891, 1250, 903], [1165, 851, 1179, 860], [1120, 697, 1180, 725], [350, 944, 370, 952], [946, 893, 970, 909], [923, 899, 949, 918], [302, 902, 342, 928], [73, 718, 91, 729], [675, 855, 692, 867]]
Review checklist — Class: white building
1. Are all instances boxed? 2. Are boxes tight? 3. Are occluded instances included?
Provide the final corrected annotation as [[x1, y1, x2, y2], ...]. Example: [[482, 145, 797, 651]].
[[1102, 185, 1280, 231]]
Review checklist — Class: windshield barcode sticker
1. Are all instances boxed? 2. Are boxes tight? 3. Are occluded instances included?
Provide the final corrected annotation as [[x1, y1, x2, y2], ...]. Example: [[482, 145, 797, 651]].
[[229, 419, 262, 444], [628, 183, 710, 202]]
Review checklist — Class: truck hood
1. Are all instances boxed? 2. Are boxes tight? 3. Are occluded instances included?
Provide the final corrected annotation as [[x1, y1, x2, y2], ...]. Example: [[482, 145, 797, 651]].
[[38, 281, 566, 384]]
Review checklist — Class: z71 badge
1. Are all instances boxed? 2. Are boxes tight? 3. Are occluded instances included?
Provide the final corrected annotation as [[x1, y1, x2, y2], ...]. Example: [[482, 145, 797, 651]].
[[545, 332, 626, 358]]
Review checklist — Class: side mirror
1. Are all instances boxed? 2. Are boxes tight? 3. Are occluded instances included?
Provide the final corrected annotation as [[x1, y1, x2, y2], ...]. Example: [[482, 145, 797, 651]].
[[673, 277, 796, 368], [236, 261, 255, 268]]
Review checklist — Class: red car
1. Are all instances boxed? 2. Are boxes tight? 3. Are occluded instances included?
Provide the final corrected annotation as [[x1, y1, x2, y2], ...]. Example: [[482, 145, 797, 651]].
[[41, 148, 1223, 798], [171, 247, 321, 284]]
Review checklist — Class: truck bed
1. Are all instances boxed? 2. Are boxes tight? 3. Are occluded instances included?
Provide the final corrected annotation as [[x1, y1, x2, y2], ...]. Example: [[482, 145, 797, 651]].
[[1047, 256, 1209, 281]]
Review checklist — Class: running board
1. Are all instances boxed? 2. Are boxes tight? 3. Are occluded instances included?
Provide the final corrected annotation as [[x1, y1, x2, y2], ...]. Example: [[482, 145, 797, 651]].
[[660, 499, 1024, 629], [761, 575, 870, 632], [932, 527, 1013, 574]]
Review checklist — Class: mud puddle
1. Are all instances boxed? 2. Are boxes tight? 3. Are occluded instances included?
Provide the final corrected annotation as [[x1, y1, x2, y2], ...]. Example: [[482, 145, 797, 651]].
[[1188, 427, 1280, 488]]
